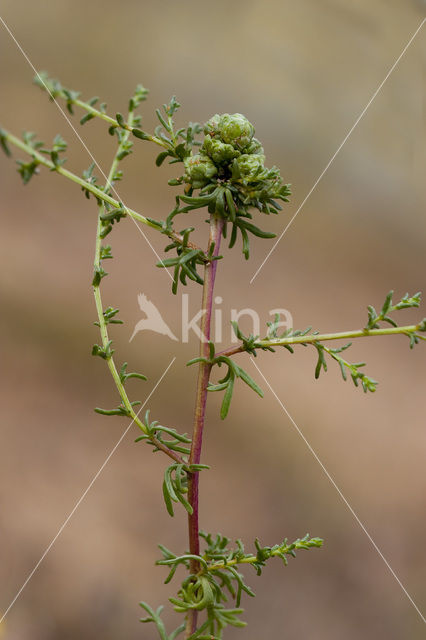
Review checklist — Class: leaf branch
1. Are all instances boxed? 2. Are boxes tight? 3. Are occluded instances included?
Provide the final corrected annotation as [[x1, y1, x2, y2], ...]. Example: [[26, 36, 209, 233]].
[[212, 292, 425, 397], [0, 126, 207, 257], [91, 107, 186, 465], [255, 322, 426, 349], [33, 71, 168, 148], [153, 532, 322, 638]]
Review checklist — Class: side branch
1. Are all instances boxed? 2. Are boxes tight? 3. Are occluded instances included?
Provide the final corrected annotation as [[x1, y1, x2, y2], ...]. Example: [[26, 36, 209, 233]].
[[0, 127, 206, 257], [91, 112, 185, 465], [218, 322, 426, 358], [207, 308, 426, 400], [256, 323, 426, 349]]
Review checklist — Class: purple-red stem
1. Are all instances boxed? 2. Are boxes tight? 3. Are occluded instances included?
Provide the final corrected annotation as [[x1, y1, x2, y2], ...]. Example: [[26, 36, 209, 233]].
[[185, 213, 224, 637]]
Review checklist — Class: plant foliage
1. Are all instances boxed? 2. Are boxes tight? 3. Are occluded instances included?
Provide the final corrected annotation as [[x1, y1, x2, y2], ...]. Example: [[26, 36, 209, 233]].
[[1, 73, 424, 640]]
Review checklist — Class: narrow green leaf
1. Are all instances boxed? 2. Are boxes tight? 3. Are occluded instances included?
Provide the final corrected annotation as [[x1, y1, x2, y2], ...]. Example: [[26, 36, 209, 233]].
[[132, 128, 150, 140], [94, 407, 122, 416], [240, 220, 276, 239], [0, 129, 11, 157], [115, 112, 126, 128], [162, 479, 175, 517], [381, 290, 393, 316], [156, 151, 169, 166], [237, 367, 263, 397], [80, 113, 95, 126], [220, 375, 234, 419], [176, 492, 193, 515], [156, 108, 171, 132]]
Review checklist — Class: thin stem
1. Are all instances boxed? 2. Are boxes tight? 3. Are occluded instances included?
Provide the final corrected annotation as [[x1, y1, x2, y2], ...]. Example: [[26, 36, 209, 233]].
[[64, 95, 169, 149], [0, 127, 206, 256], [214, 344, 245, 359], [216, 323, 426, 359], [92, 111, 184, 466], [256, 324, 426, 347], [202, 541, 318, 574], [185, 214, 224, 638]]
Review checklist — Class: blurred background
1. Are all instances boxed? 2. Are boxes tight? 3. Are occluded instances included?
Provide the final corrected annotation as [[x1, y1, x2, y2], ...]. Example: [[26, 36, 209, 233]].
[[0, 1, 425, 638]]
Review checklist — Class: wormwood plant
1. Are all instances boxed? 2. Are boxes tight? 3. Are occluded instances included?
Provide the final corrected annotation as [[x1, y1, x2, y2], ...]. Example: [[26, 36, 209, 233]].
[[1, 74, 425, 639]]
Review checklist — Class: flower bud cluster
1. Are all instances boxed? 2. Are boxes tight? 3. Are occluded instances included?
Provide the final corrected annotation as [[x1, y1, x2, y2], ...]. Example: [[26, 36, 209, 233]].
[[184, 113, 263, 185], [183, 113, 289, 210]]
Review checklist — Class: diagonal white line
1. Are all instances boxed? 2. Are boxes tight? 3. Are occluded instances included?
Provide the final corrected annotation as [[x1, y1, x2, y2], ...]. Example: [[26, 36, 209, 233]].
[[250, 357, 426, 624], [250, 18, 426, 284], [0, 14, 172, 280], [0, 357, 176, 624]]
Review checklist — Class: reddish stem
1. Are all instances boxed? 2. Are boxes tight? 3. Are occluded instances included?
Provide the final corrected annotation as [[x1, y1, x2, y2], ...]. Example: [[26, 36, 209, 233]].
[[214, 344, 245, 359], [185, 213, 224, 637]]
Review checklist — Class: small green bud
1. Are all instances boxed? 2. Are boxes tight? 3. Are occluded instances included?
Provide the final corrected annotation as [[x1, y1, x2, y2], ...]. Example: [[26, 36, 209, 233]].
[[184, 153, 217, 189], [204, 113, 255, 153], [202, 134, 240, 165], [244, 137, 264, 155], [234, 153, 265, 180], [418, 318, 426, 332], [219, 113, 255, 150], [203, 114, 222, 137]]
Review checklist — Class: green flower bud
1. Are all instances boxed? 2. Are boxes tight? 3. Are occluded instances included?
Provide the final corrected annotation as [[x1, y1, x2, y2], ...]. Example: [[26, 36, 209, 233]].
[[184, 153, 217, 189], [219, 113, 254, 151], [234, 153, 265, 180], [254, 167, 283, 199], [244, 137, 264, 156], [203, 114, 221, 137], [202, 134, 240, 165]]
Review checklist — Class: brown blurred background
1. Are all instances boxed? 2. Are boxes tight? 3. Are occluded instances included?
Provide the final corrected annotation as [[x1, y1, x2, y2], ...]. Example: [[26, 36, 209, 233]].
[[1, 1, 425, 638]]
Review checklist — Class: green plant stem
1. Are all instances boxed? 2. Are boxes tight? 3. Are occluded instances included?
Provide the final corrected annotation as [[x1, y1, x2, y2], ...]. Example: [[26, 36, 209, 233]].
[[0, 127, 206, 256], [257, 324, 426, 347], [92, 113, 184, 466], [201, 540, 320, 574], [64, 94, 168, 149], [185, 213, 224, 638], [216, 322, 426, 359]]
